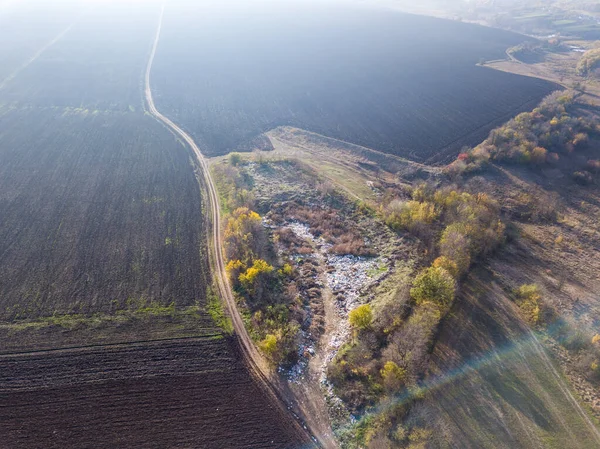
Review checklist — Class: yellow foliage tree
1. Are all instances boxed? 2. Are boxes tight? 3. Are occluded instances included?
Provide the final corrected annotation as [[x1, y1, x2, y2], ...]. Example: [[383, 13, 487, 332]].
[[349, 304, 373, 330], [260, 333, 278, 357], [432, 256, 459, 279], [531, 146, 548, 165], [239, 259, 274, 292], [224, 207, 263, 263], [439, 224, 471, 275], [225, 259, 245, 284], [380, 361, 406, 393]]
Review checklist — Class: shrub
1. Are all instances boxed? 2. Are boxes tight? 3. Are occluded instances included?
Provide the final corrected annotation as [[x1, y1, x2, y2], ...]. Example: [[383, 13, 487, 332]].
[[349, 304, 373, 330], [515, 284, 541, 325], [229, 152, 242, 166], [260, 333, 278, 356], [410, 266, 456, 309], [587, 160, 600, 174], [573, 171, 593, 185], [279, 263, 293, 277]]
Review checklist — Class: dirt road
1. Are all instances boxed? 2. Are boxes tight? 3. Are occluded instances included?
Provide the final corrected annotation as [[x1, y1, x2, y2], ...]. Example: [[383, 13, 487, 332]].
[[144, 5, 326, 448]]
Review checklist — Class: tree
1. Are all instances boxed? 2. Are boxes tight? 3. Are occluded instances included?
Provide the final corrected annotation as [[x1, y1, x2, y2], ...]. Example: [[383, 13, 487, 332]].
[[239, 259, 274, 297], [531, 146, 547, 165], [349, 304, 373, 330], [380, 361, 406, 393], [410, 266, 456, 309], [432, 256, 459, 279], [259, 333, 279, 359], [224, 207, 265, 263], [439, 224, 471, 275]]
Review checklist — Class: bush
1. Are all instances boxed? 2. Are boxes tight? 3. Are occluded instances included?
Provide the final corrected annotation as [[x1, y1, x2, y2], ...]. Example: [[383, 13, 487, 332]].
[[514, 284, 541, 325], [349, 304, 373, 330], [573, 171, 594, 185], [587, 160, 600, 174], [229, 152, 242, 166], [410, 266, 456, 310], [260, 333, 278, 355]]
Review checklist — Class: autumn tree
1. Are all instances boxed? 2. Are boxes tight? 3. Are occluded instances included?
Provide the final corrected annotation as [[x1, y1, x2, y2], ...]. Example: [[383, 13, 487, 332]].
[[432, 256, 459, 279], [224, 207, 266, 263], [239, 259, 274, 299], [380, 361, 406, 393], [531, 146, 547, 165], [349, 304, 373, 331], [410, 266, 456, 310], [439, 224, 471, 275]]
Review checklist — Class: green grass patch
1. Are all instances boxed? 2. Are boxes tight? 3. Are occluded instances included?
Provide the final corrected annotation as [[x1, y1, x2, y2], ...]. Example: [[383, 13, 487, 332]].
[[206, 287, 233, 334]]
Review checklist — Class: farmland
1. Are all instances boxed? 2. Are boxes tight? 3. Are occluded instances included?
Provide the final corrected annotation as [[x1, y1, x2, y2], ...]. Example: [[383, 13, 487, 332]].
[[3, 0, 599, 447], [0, 108, 207, 320], [151, 0, 556, 161], [0, 337, 304, 449], [0, 1, 309, 447]]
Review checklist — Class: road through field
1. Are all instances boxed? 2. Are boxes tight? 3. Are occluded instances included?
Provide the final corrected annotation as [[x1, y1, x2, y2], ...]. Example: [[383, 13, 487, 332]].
[[144, 5, 325, 448]]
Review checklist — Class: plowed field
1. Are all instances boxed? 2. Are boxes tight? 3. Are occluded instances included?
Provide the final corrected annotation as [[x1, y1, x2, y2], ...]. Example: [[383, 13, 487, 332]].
[[0, 1, 308, 447], [0, 337, 304, 448], [151, 0, 557, 160]]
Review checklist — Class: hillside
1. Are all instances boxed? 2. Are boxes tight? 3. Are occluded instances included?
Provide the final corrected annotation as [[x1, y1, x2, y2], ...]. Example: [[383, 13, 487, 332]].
[[208, 106, 600, 447]]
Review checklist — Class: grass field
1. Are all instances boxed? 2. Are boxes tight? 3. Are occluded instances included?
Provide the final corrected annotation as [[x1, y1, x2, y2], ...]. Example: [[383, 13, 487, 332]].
[[151, 0, 557, 161]]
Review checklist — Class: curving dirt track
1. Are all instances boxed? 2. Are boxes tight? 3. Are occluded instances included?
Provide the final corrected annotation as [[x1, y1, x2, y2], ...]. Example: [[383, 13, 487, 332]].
[[144, 5, 322, 448]]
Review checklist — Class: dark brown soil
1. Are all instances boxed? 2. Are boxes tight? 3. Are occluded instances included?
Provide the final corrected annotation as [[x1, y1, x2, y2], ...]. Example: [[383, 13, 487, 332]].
[[0, 337, 309, 449]]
